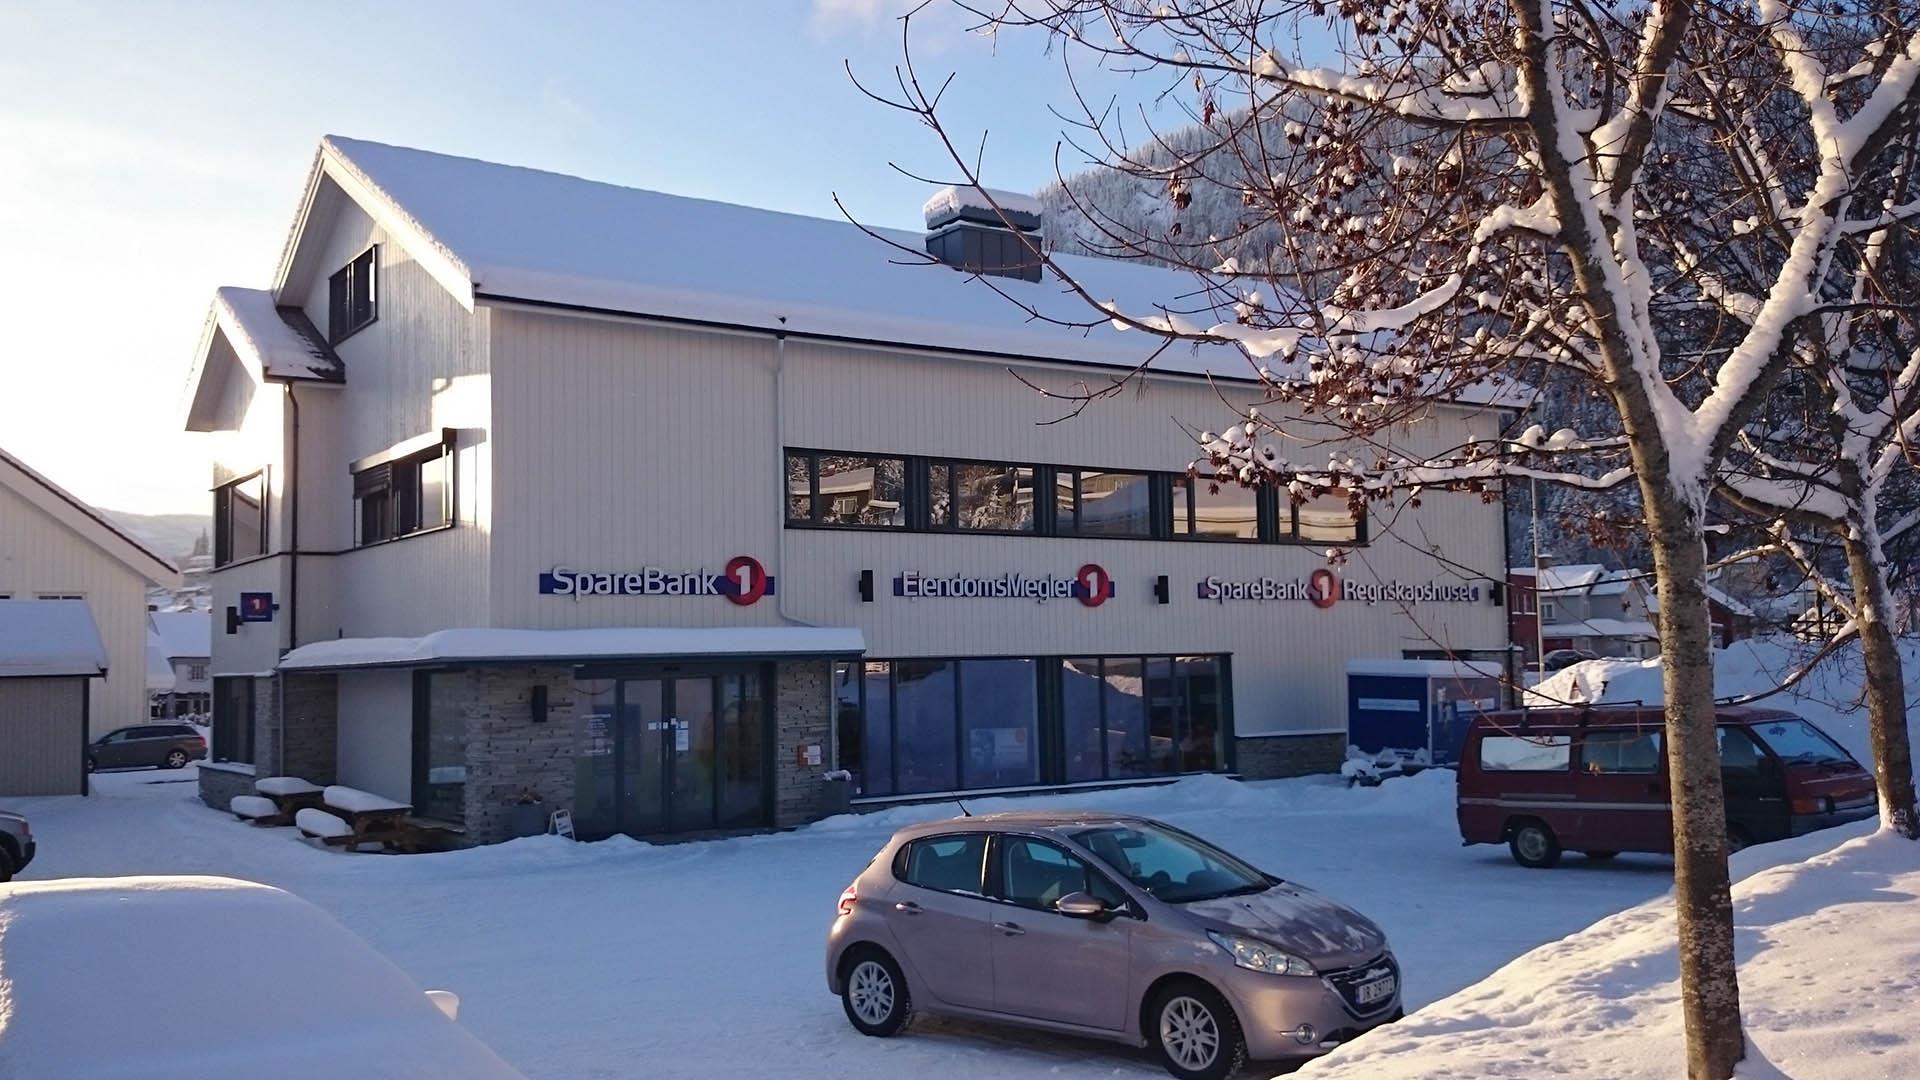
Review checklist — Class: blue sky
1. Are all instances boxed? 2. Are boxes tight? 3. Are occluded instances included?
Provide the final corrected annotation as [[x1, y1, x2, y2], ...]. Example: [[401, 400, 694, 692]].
[[0, 0, 1175, 514]]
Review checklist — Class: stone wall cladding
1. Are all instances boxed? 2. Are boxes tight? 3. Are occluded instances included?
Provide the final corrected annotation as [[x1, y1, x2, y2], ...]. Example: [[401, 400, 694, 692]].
[[277, 673, 339, 783], [463, 667, 580, 845], [772, 661, 832, 828], [197, 765, 256, 812], [1235, 733, 1347, 779]]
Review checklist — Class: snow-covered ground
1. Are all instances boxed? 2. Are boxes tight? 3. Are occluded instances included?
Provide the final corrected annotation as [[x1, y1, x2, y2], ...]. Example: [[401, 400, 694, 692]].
[[1298, 821, 1918, 1079], [17, 769, 1676, 1078]]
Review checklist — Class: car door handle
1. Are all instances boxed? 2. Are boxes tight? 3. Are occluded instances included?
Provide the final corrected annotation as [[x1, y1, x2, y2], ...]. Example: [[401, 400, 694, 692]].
[[894, 901, 922, 915], [994, 921, 1026, 936]]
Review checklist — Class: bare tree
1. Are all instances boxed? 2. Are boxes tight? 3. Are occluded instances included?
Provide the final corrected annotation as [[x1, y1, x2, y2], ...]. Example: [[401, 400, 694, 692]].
[[848, 2, 1920, 1075]]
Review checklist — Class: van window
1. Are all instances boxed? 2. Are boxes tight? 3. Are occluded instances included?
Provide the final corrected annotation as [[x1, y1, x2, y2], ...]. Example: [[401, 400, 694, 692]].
[[1478, 734, 1572, 771], [899, 834, 988, 895], [1717, 726, 1767, 775], [1748, 718, 1855, 767], [1581, 729, 1663, 774]]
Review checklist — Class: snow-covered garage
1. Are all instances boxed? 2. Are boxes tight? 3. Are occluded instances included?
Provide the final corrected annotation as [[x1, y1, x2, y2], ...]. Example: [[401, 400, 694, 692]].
[[0, 600, 109, 796]]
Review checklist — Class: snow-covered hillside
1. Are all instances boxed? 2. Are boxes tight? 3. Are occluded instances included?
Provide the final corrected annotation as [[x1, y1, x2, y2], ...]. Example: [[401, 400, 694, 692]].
[[1298, 822, 1919, 1079]]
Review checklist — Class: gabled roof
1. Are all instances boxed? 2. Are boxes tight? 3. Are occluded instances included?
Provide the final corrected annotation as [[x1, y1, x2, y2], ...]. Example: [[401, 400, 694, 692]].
[[149, 611, 211, 660], [0, 447, 178, 587], [0, 600, 109, 678], [182, 286, 344, 432], [257, 135, 1516, 404]]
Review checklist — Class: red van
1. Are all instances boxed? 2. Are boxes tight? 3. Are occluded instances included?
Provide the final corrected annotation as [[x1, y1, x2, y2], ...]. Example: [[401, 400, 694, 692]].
[[1458, 706, 1878, 867]]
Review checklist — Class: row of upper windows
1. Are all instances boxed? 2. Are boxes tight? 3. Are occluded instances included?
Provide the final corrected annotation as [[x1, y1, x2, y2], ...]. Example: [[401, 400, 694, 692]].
[[210, 438, 453, 567], [784, 449, 1366, 545]]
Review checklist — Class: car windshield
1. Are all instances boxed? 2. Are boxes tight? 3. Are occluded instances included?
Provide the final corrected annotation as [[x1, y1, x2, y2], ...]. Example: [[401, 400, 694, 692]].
[[1749, 718, 1855, 767], [1071, 822, 1270, 903]]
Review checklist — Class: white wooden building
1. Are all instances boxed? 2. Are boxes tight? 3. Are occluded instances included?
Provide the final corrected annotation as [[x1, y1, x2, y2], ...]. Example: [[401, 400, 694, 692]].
[[0, 447, 180, 751], [181, 136, 1514, 843]]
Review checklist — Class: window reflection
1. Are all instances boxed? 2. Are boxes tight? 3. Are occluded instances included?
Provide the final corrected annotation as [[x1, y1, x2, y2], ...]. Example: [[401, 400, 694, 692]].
[[1177, 476, 1259, 539], [1072, 470, 1154, 537], [1297, 489, 1364, 543]]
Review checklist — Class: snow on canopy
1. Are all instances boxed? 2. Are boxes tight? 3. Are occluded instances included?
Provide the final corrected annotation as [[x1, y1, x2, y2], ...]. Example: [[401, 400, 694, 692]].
[[276, 625, 866, 671], [317, 135, 1512, 405], [0, 599, 107, 678], [209, 286, 344, 383], [921, 184, 1045, 222], [0, 875, 524, 1079]]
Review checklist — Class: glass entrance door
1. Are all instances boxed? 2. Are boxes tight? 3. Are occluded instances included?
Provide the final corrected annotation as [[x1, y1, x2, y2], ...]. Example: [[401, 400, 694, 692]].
[[613, 676, 730, 835]]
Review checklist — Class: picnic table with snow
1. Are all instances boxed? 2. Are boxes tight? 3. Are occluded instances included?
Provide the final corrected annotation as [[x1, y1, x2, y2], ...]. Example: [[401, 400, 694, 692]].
[[297, 786, 416, 847], [241, 776, 327, 825]]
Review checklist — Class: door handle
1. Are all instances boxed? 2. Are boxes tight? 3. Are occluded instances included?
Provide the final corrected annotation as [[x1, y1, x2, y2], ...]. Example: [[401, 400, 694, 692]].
[[994, 921, 1026, 936], [894, 901, 923, 915]]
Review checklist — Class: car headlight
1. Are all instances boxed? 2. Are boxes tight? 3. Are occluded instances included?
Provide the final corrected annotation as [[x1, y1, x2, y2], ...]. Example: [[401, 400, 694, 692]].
[[1206, 930, 1316, 976]]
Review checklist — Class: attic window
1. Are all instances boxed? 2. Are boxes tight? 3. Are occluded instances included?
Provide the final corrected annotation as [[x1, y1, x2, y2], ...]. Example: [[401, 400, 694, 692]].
[[328, 246, 378, 343]]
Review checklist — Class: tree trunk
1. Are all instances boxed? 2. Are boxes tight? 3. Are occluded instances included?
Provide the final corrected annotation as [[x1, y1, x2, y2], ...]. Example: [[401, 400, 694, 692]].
[[1645, 487, 1746, 1078], [1841, 530, 1920, 838]]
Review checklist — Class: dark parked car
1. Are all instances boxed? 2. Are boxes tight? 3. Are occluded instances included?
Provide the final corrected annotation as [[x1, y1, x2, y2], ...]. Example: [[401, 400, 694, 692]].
[[0, 809, 31, 881], [86, 724, 207, 772], [1540, 649, 1601, 673]]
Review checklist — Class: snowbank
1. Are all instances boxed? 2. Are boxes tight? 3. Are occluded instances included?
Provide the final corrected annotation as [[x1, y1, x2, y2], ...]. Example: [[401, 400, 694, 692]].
[[1298, 822, 1919, 1079], [1527, 636, 1920, 762], [0, 876, 522, 1079]]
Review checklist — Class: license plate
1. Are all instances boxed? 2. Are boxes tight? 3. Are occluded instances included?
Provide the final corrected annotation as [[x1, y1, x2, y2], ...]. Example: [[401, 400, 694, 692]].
[[1355, 976, 1396, 1005]]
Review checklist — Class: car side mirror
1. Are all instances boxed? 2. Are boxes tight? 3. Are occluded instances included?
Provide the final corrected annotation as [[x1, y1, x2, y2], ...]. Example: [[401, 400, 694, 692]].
[[1054, 892, 1111, 920]]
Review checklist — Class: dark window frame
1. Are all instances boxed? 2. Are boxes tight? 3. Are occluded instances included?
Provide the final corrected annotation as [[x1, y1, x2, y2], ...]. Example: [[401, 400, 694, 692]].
[[328, 245, 379, 344], [353, 437, 454, 548], [781, 447, 1367, 546], [891, 832, 991, 897], [212, 470, 268, 568]]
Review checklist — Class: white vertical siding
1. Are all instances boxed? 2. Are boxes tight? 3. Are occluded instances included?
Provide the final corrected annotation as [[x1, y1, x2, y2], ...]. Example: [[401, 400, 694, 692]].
[[487, 309, 782, 630], [482, 311, 1509, 737], [0, 482, 160, 737]]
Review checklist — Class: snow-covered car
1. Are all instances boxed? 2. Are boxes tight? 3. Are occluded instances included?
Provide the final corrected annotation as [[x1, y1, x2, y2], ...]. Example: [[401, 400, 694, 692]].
[[0, 808, 31, 881], [0, 875, 524, 1079]]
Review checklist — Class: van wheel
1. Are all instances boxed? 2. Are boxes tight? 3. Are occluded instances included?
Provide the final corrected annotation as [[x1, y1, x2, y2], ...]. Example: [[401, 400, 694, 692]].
[[1508, 820, 1562, 868], [1583, 851, 1618, 861], [1148, 981, 1247, 1080], [840, 948, 912, 1037]]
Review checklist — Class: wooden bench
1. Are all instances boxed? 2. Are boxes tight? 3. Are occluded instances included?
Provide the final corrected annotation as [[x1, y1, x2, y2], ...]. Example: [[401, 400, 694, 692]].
[[315, 786, 415, 849], [246, 776, 325, 826]]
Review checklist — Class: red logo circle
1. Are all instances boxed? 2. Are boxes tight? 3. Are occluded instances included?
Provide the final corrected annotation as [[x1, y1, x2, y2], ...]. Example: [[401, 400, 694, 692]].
[[1310, 568, 1340, 609], [724, 555, 769, 606], [1076, 563, 1111, 608]]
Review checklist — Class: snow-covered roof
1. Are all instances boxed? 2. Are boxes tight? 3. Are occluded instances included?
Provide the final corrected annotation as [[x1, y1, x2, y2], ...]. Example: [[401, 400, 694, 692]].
[[209, 286, 345, 383], [922, 184, 1044, 223], [0, 876, 524, 1079], [148, 610, 211, 660], [278, 625, 866, 671], [1514, 564, 1649, 596], [280, 136, 1515, 406], [1540, 618, 1658, 640], [144, 632, 176, 692], [0, 600, 109, 678], [0, 446, 178, 587]]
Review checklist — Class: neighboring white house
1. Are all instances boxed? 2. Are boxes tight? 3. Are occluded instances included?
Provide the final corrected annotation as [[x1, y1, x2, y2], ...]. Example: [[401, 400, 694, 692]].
[[180, 136, 1512, 843], [148, 611, 212, 720], [0, 446, 180, 739]]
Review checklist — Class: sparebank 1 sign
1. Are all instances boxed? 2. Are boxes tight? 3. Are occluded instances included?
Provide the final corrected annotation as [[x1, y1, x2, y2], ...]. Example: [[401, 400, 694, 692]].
[[895, 563, 1114, 608], [541, 555, 773, 607], [1197, 568, 1481, 608]]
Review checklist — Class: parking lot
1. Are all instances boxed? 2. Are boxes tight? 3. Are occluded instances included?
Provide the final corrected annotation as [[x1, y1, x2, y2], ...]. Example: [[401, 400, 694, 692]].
[[14, 768, 1676, 1078]]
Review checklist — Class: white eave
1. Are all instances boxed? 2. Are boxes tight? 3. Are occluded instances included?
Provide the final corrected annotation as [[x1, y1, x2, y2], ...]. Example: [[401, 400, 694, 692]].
[[182, 286, 344, 433], [277, 626, 866, 671]]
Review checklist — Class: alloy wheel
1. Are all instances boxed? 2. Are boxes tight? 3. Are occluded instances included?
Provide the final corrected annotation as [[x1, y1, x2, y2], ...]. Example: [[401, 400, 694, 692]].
[[1159, 995, 1220, 1071], [848, 960, 895, 1026]]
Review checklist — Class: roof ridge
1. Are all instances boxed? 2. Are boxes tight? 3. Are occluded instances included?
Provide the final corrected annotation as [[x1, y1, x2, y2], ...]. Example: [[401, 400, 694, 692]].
[[0, 445, 178, 581]]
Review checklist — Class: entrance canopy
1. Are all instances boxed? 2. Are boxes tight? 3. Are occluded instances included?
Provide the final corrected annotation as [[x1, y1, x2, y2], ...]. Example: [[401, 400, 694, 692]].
[[277, 625, 865, 671], [0, 600, 109, 678]]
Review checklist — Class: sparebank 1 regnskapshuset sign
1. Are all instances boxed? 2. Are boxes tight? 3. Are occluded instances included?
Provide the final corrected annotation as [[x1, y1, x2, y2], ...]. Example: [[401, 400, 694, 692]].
[[1197, 568, 1481, 608], [540, 555, 773, 607]]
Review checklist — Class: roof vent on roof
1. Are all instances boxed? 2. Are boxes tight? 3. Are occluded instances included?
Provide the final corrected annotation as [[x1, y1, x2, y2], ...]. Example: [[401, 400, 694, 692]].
[[922, 185, 1044, 283]]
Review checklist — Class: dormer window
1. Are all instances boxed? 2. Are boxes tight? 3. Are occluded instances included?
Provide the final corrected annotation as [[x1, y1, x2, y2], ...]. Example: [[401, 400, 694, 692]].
[[328, 246, 378, 343]]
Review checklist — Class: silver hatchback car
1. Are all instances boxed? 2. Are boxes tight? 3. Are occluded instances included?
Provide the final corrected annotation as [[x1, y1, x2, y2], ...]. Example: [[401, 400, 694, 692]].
[[826, 811, 1401, 1079]]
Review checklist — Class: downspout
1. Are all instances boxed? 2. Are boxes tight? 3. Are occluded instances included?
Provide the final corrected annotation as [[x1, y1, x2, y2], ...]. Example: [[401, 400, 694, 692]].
[[772, 318, 813, 628], [282, 382, 301, 779]]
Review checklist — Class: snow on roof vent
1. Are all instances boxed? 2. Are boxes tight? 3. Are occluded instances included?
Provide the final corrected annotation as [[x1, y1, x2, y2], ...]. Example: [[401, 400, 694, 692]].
[[923, 185, 1044, 283]]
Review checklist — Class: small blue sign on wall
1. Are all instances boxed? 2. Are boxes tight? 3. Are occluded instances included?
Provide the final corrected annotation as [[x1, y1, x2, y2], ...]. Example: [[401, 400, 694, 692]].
[[238, 592, 276, 623]]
